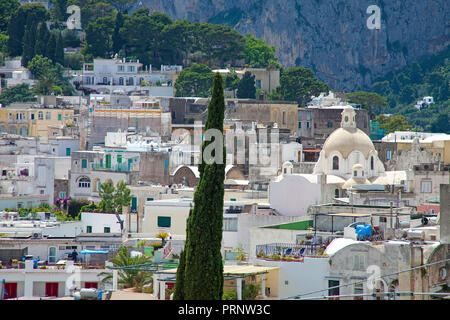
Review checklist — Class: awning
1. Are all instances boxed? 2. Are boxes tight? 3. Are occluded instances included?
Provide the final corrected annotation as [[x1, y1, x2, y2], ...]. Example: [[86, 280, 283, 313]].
[[80, 249, 108, 254], [303, 149, 321, 152], [155, 265, 279, 276], [328, 213, 371, 217]]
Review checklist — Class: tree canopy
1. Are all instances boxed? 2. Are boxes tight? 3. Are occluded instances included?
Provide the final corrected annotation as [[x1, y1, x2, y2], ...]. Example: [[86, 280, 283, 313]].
[[374, 114, 413, 134], [0, 84, 36, 107], [347, 91, 388, 119], [174, 64, 214, 97], [273, 67, 329, 106], [243, 34, 280, 69], [236, 71, 256, 99]]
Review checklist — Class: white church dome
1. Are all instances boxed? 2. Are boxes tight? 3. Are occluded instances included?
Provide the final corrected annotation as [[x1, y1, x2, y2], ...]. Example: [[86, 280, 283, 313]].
[[322, 127, 376, 159]]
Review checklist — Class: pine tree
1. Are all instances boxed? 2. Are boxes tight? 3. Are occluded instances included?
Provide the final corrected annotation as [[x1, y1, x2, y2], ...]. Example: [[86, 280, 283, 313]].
[[34, 23, 50, 57], [236, 71, 256, 99], [55, 31, 64, 65], [22, 16, 37, 67], [46, 33, 56, 63], [175, 73, 226, 300]]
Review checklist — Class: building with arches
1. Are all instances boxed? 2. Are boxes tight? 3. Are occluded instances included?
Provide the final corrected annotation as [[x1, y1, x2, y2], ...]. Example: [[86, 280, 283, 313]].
[[269, 105, 411, 216]]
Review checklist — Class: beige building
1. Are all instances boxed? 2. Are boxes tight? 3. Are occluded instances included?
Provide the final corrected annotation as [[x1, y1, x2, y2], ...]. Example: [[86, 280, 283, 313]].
[[227, 100, 299, 135], [0, 105, 75, 138]]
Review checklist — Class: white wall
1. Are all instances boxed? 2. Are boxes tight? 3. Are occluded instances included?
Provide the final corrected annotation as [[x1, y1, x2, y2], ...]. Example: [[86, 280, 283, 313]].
[[255, 258, 330, 299], [81, 212, 124, 234], [269, 175, 321, 216]]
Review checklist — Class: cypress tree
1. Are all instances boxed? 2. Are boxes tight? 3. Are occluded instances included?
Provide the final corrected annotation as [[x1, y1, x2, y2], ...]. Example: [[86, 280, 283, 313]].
[[7, 10, 25, 57], [55, 31, 64, 65], [112, 11, 125, 54], [34, 23, 50, 57], [175, 73, 226, 300], [46, 33, 56, 63], [22, 16, 37, 67], [173, 249, 186, 300], [236, 71, 256, 99]]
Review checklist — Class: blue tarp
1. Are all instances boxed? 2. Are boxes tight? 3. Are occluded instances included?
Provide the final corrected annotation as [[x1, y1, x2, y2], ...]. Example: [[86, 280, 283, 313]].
[[80, 249, 109, 255], [355, 225, 372, 240]]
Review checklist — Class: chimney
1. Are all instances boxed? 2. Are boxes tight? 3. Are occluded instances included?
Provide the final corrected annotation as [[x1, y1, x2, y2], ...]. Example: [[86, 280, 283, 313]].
[[440, 184, 449, 243]]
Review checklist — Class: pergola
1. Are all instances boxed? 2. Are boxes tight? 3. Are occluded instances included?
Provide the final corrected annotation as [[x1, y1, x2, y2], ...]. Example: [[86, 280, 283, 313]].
[[152, 265, 279, 300]]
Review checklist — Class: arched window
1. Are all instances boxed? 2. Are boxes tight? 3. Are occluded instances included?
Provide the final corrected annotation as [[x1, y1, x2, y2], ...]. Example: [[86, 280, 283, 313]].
[[77, 177, 91, 188], [332, 156, 339, 170], [370, 156, 374, 170]]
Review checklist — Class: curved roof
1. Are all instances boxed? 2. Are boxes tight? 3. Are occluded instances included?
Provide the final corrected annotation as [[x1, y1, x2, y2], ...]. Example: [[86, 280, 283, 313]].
[[342, 177, 372, 190], [322, 127, 375, 159]]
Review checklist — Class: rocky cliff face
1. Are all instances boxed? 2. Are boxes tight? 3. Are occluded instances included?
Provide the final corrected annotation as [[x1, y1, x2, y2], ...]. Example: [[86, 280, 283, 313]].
[[131, 0, 450, 91]]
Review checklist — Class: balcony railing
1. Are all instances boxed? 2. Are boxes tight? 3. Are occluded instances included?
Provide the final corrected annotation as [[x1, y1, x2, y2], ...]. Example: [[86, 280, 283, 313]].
[[91, 163, 133, 172], [256, 242, 326, 261]]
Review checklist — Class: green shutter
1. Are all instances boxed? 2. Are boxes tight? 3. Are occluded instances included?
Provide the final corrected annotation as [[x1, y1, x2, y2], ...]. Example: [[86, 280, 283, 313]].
[[66, 148, 71, 156], [157, 216, 171, 228], [106, 154, 111, 169], [131, 197, 137, 212], [117, 155, 122, 164], [82, 159, 87, 168]]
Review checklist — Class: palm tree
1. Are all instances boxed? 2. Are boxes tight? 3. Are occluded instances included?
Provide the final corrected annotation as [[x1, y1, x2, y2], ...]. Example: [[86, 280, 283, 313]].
[[99, 246, 152, 291]]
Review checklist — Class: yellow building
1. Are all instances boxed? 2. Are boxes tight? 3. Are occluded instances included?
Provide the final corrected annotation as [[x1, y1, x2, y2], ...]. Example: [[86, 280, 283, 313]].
[[0, 106, 75, 137], [397, 138, 450, 164]]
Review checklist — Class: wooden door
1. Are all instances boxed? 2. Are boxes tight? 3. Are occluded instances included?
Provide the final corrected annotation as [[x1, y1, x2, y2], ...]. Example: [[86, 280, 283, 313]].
[[4, 282, 17, 299], [45, 282, 59, 297]]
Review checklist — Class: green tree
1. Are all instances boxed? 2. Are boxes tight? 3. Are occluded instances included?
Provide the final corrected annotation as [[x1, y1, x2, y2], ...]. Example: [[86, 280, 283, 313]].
[[98, 181, 115, 213], [0, 0, 20, 34], [119, 8, 165, 66], [55, 31, 65, 64], [276, 67, 329, 106], [112, 11, 125, 54], [174, 64, 214, 97], [173, 249, 186, 300], [22, 15, 37, 67], [67, 198, 90, 219], [7, 3, 49, 57], [430, 113, 450, 134], [34, 23, 50, 57], [51, 0, 67, 21], [83, 15, 115, 58], [99, 246, 152, 290], [375, 114, 413, 134], [0, 84, 36, 107], [176, 73, 226, 300], [28, 55, 54, 78], [236, 71, 256, 99], [243, 34, 280, 69], [46, 33, 56, 62], [114, 181, 131, 213], [160, 19, 193, 66], [0, 34, 8, 54], [347, 91, 388, 119]]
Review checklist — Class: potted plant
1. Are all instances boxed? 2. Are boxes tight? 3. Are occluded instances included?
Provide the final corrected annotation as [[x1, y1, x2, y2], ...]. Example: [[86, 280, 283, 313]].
[[236, 247, 247, 263]]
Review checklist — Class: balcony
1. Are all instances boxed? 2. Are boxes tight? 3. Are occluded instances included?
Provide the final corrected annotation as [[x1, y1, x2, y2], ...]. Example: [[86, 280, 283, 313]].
[[91, 163, 133, 172], [255, 242, 328, 262]]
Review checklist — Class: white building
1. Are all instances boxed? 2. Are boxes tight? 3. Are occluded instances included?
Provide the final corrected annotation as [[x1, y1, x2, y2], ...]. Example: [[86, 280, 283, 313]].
[[79, 58, 180, 95], [0, 260, 105, 299], [269, 106, 413, 216]]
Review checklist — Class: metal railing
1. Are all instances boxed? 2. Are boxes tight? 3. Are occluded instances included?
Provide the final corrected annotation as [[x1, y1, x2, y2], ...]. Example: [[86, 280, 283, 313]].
[[91, 163, 133, 172], [256, 242, 324, 258]]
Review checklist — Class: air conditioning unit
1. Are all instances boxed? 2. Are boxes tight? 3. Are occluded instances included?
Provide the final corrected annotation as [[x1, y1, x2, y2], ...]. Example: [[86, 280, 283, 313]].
[[32, 232, 42, 239]]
